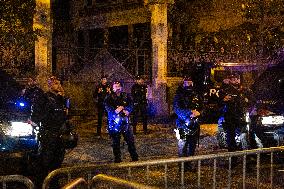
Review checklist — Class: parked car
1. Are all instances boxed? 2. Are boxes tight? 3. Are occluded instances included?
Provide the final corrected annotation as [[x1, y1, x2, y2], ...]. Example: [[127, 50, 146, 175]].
[[249, 60, 284, 148], [0, 70, 78, 175]]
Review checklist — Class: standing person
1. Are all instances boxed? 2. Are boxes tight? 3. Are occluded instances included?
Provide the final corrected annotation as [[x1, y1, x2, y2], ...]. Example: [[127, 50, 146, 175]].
[[173, 76, 202, 171], [131, 75, 148, 134], [40, 76, 67, 173], [104, 81, 139, 163], [93, 75, 111, 136], [22, 76, 67, 187], [218, 74, 244, 153]]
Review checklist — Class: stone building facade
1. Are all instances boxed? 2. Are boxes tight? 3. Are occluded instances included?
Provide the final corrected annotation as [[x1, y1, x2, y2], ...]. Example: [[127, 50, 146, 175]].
[[51, 0, 174, 116], [44, 0, 281, 116]]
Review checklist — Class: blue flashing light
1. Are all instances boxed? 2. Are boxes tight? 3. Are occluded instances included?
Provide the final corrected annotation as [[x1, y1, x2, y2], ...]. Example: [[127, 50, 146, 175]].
[[15, 100, 26, 108], [19, 102, 25, 107]]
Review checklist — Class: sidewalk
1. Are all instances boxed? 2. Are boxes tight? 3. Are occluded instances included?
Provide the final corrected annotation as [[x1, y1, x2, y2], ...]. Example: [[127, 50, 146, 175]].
[[62, 118, 222, 167]]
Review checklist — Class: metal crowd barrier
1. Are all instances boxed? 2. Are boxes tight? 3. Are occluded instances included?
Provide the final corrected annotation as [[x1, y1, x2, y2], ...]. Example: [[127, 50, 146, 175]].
[[91, 174, 158, 188], [43, 146, 284, 189], [61, 174, 156, 189], [0, 175, 35, 189], [62, 178, 88, 189]]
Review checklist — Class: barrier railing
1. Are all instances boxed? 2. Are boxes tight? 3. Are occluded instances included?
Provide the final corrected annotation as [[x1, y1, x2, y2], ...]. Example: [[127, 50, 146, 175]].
[[43, 146, 284, 189], [91, 174, 158, 189], [0, 175, 35, 189], [62, 178, 88, 189]]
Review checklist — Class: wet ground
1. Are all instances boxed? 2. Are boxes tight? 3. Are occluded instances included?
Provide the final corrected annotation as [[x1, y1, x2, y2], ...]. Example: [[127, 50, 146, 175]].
[[59, 118, 284, 188], [62, 117, 221, 166], [2, 117, 284, 188]]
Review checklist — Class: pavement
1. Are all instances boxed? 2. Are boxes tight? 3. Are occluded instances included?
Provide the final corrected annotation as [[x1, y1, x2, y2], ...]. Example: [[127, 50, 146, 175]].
[[59, 119, 284, 189], [62, 117, 222, 167]]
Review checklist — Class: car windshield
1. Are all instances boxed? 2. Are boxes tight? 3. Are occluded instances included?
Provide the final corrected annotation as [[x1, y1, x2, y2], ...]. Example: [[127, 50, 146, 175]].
[[0, 70, 22, 109], [251, 62, 284, 113]]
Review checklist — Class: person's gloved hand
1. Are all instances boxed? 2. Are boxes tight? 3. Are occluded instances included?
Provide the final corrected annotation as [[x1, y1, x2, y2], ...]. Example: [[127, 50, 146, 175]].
[[190, 109, 200, 118], [115, 106, 124, 114], [174, 129, 180, 140], [122, 109, 130, 116], [185, 118, 191, 126], [106, 87, 111, 93], [223, 95, 232, 101]]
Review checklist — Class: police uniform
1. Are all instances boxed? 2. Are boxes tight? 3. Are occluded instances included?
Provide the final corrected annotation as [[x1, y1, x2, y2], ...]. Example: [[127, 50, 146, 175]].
[[131, 78, 148, 134], [173, 80, 202, 170], [94, 80, 111, 136], [104, 87, 138, 163], [219, 82, 244, 152], [23, 82, 67, 184], [39, 91, 66, 172], [23, 85, 49, 124]]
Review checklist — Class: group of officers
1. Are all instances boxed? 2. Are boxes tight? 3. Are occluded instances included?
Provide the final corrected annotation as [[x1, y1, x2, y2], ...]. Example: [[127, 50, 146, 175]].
[[93, 73, 249, 166], [23, 71, 249, 173], [174, 73, 249, 170]]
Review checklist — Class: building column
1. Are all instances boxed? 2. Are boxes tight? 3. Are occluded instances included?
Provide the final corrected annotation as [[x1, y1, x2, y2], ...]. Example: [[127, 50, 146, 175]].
[[84, 30, 90, 61], [128, 24, 134, 49], [33, 0, 52, 91], [145, 0, 174, 117], [103, 28, 109, 49], [128, 24, 137, 75]]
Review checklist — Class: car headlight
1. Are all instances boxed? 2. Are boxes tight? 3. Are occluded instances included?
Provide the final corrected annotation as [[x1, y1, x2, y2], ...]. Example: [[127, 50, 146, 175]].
[[261, 115, 284, 125], [3, 122, 34, 137]]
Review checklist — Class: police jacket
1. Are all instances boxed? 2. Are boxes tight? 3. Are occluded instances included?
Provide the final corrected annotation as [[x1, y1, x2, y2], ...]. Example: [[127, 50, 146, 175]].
[[219, 84, 244, 122], [131, 83, 147, 105], [24, 88, 66, 136], [23, 86, 49, 124], [94, 83, 111, 106], [104, 92, 133, 134], [173, 86, 202, 130], [45, 91, 67, 129]]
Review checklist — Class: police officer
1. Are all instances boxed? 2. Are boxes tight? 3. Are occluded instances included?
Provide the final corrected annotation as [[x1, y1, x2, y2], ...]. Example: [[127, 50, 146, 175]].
[[104, 81, 139, 163], [173, 76, 202, 171], [93, 75, 111, 136], [22, 76, 67, 186], [218, 73, 244, 153], [131, 76, 148, 134], [40, 76, 67, 173]]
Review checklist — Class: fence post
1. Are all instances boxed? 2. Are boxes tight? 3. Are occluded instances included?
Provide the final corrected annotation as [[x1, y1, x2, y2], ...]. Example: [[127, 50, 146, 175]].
[[197, 160, 201, 188], [213, 159, 217, 189], [164, 163, 168, 188], [228, 157, 232, 189], [270, 151, 274, 188], [257, 153, 260, 189], [242, 155, 246, 189]]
